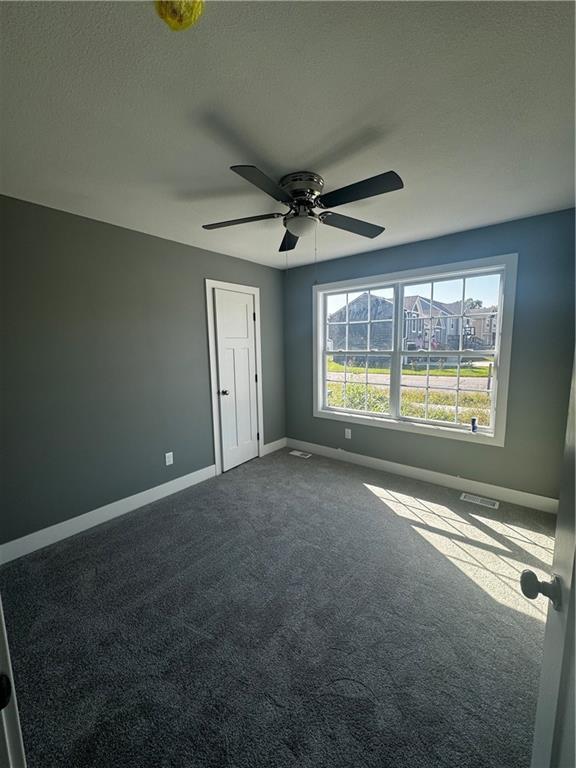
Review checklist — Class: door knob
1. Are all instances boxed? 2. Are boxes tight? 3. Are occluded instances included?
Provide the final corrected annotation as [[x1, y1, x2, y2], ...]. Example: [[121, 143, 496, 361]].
[[219, 390, 230, 396], [520, 570, 562, 610]]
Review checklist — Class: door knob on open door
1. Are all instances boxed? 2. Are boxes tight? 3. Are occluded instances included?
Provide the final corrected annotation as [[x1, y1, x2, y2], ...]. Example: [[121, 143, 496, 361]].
[[520, 570, 562, 610]]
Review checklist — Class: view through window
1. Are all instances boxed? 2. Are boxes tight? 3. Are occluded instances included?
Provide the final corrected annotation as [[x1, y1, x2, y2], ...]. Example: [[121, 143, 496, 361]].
[[319, 263, 510, 437]]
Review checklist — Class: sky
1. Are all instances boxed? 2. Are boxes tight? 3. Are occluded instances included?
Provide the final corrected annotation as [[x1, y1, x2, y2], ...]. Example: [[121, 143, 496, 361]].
[[405, 274, 500, 307]]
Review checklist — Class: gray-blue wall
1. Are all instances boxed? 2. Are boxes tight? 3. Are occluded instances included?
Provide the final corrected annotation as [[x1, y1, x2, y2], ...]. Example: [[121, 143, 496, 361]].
[[1, 196, 285, 544], [2, 199, 574, 546], [284, 209, 575, 500]]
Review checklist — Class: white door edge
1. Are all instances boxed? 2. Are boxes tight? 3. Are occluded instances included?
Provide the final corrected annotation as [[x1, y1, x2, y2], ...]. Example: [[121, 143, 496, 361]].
[[205, 280, 264, 476], [0, 594, 27, 767], [529, 362, 575, 768]]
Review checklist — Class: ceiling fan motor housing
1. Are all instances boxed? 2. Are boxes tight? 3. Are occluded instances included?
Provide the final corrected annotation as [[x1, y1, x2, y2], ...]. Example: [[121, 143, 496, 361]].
[[279, 172, 324, 204]]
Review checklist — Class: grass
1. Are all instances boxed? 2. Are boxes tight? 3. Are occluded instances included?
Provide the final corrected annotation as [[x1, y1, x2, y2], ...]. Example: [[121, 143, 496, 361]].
[[404, 367, 491, 378], [404, 389, 491, 408], [326, 382, 491, 426], [328, 362, 390, 375], [326, 358, 491, 377]]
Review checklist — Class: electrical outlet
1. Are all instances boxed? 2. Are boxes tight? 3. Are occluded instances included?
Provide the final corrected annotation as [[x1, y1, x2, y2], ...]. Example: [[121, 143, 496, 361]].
[[165, 452, 174, 466], [344, 428, 352, 439]]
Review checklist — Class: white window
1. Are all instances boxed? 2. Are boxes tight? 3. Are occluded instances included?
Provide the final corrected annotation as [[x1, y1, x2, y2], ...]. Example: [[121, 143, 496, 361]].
[[313, 254, 517, 445]]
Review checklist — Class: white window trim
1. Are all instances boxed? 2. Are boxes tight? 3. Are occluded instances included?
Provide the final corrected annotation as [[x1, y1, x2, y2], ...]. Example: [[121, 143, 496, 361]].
[[312, 253, 517, 447]]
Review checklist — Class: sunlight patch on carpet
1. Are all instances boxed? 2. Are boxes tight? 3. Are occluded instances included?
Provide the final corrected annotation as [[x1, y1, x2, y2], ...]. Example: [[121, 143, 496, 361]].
[[364, 482, 550, 621]]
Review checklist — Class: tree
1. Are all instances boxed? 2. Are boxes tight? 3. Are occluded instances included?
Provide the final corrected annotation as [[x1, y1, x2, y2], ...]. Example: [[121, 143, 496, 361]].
[[464, 298, 483, 311]]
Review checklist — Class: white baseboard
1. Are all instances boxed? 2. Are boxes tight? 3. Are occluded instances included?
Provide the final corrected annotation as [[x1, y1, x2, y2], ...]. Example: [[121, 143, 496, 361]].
[[0, 465, 216, 565], [1, 439, 556, 564], [286, 438, 558, 514], [261, 437, 287, 456]]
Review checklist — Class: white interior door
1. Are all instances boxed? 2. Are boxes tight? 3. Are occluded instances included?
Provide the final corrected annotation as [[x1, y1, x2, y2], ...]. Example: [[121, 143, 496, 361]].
[[214, 288, 259, 472], [0, 594, 27, 767], [529, 362, 575, 768]]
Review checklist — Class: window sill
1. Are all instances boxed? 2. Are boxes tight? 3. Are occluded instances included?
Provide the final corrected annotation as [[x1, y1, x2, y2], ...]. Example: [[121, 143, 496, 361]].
[[314, 407, 504, 446]]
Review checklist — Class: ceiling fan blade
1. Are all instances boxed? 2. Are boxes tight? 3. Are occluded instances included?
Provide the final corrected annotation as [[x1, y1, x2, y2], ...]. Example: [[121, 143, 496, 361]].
[[231, 165, 293, 205], [317, 170, 403, 208], [279, 230, 299, 252], [202, 213, 283, 230], [319, 212, 384, 239]]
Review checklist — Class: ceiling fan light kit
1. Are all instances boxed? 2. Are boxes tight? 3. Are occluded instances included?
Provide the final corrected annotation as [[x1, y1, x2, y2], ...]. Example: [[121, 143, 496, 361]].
[[203, 165, 404, 253], [284, 211, 318, 238]]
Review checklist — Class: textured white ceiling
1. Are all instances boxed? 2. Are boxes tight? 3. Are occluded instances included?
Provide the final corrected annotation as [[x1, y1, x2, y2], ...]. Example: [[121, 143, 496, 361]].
[[1, 1, 574, 268]]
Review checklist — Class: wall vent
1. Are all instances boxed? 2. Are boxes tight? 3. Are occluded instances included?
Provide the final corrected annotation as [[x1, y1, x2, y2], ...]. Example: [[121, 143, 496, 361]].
[[460, 492, 499, 509], [289, 450, 312, 459]]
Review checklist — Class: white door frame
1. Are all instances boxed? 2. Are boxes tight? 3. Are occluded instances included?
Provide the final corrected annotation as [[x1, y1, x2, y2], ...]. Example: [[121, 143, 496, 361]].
[[205, 280, 264, 476]]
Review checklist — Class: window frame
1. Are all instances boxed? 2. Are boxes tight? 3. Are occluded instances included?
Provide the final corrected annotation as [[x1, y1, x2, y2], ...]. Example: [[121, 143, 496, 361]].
[[313, 254, 517, 446]]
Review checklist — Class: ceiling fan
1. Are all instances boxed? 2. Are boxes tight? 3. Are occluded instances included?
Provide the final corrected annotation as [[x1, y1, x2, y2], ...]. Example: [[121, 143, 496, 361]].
[[202, 166, 404, 252]]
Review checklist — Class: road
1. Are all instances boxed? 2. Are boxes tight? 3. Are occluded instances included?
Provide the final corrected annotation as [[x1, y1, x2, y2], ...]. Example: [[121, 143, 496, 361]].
[[328, 371, 492, 391]]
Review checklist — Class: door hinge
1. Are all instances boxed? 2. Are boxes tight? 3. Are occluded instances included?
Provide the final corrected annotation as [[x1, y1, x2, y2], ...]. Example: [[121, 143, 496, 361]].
[[253, 312, 256, 322], [257, 432, 260, 440], [255, 373, 258, 383]]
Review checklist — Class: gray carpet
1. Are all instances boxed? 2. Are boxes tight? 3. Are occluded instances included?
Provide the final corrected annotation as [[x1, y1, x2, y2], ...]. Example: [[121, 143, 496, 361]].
[[0, 450, 555, 768]]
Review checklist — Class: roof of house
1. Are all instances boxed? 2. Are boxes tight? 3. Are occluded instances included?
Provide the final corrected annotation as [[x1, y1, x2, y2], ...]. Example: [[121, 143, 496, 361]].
[[403, 295, 458, 316], [328, 292, 498, 323], [328, 292, 394, 322]]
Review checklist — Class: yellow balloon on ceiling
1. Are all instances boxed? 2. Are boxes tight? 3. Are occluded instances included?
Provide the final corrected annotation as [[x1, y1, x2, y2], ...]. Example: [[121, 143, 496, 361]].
[[155, 0, 204, 31]]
